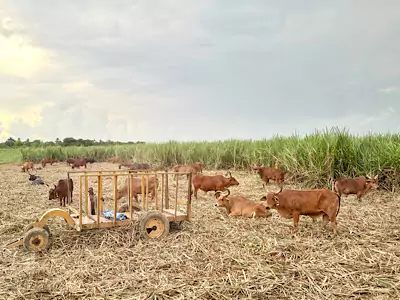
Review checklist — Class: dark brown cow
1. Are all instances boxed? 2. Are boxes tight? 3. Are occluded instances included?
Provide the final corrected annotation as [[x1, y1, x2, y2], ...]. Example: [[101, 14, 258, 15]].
[[21, 161, 34, 172], [261, 187, 341, 234], [214, 189, 272, 218], [192, 171, 239, 199], [332, 175, 379, 201], [252, 165, 285, 185], [48, 178, 74, 206], [127, 163, 151, 170], [66, 158, 76, 165], [116, 176, 158, 201], [41, 157, 57, 168], [172, 164, 198, 180], [71, 158, 87, 169]]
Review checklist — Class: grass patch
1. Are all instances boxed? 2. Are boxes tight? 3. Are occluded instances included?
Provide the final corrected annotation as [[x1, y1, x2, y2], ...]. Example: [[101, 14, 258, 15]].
[[0, 148, 21, 164]]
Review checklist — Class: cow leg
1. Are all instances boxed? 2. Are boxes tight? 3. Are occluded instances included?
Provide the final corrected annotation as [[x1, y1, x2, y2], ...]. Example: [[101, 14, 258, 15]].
[[228, 211, 242, 217], [194, 188, 198, 199], [292, 212, 300, 232], [322, 214, 329, 229], [329, 215, 338, 235]]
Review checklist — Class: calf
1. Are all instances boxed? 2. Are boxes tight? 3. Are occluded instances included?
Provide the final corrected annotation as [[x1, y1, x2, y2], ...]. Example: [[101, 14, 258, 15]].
[[192, 171, 239, 199], [261, 187, 341, 234], [116, 176, 158, 201], [215, 189, 272, 218], [21, 161, 34, 172], [332, 175, 379, 201], [252, 164, 285, 185], [48, 178, 74, 206]]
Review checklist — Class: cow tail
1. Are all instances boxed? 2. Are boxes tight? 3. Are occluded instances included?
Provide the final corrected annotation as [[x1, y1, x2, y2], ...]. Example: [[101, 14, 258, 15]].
[[335, 193, 341, 217]]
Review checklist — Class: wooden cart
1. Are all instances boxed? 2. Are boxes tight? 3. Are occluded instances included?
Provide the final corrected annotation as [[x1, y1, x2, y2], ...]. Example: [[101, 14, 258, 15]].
[[6, 169, 193, 252]]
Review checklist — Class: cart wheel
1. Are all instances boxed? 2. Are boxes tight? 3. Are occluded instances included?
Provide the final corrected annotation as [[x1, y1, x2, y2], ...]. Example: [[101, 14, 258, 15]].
[[24, 223, 51, 238], [138, 212, 169, 240], [23, 227, 52, 252]]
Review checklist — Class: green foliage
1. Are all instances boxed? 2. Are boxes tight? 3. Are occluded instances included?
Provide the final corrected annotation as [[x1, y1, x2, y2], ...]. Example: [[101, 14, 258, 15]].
[[3, 127, 399, 188]]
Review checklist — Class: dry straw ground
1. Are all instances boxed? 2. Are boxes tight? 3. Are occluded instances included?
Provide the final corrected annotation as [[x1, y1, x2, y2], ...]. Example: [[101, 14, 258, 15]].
[[1, 162, 400, 300]]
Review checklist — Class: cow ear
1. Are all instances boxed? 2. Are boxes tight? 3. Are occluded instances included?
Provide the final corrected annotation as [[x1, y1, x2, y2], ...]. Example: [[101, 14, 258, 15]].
[[273, 195, 280, 206]]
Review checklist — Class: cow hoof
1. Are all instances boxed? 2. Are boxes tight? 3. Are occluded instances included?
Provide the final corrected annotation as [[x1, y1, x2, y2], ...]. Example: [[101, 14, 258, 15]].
[[138, 211, 170, 240]]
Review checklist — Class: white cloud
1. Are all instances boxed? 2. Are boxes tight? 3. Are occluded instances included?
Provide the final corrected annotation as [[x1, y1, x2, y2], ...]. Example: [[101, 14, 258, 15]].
[[379, 87, 398, 94]]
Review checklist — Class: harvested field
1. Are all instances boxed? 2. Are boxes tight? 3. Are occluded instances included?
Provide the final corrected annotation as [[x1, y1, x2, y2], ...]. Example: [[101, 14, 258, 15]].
[[1, 162, 400, 299]]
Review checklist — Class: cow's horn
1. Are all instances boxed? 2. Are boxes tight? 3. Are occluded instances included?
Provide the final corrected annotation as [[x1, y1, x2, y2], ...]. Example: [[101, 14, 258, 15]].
[[274, 186, 283, 195], [226, 171, 232, 177], [262, 183, 268, 191], [225, 189, 231, 197]]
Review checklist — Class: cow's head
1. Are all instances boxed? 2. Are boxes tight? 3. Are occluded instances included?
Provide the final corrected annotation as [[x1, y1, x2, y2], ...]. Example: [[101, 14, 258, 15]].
[[48, 184, 57, 200], [251, 164, 263, 174], [365, 175, 380, 191], [225, 171, 240, 187], [214, 189, 230, 207], [260, 186, 283, 209]]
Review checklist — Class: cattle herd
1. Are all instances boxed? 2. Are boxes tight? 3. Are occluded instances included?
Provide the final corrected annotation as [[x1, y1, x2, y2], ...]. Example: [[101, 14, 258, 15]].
[[19, 157, 381, 236]]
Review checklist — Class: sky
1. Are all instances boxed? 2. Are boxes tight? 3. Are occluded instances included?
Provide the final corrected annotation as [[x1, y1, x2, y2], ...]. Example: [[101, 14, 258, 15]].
[[0, 0, 399, 142]]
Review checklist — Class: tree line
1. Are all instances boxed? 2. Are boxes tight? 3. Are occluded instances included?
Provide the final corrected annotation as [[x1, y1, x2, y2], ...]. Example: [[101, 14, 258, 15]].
[[0, 137, 145, 148]]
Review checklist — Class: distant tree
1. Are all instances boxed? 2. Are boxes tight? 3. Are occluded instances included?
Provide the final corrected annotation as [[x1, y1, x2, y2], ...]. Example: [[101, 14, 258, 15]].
[[63, 137, 77, 146], [4, 137, 15, 147], [15, 138, 23, 147]]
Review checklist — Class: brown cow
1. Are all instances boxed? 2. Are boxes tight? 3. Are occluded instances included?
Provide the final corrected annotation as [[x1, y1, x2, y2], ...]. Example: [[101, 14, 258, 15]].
[[192, 171, 239, 199], [214, 189, 272, 218], [172, 164, 198, 180], [21, 161, 34, 172], [261, 187, 341, 234], [71, 158, 87, 169], [252, 164, 285, 185], [41, 157, 57, 168], [118, 159, 133, 169], [116, 176, 158, 201], [332, 175, 379, 201], [48, 178, 74, 206], [188, 163, 204, 173], [127, 163, 152, 170]]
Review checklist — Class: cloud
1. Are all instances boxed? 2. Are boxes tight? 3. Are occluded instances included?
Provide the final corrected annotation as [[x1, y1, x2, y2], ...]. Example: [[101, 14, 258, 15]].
[[379, 87, 398, 94], [1, 1, 400, 142]]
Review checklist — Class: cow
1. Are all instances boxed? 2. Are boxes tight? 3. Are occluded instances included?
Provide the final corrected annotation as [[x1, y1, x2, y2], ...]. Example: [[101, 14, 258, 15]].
[[108, 156, 121, 163], [252, 164, 285, 185], [85, 158, 97, 164], [172, 164, 198, 180], [116, 176, 159, 201], [214, 189, 272, 218], [332, 175, 379, 201], [66, 158, 76, 165], [192, 171, 239, 199], [260, 187, 341, 234], [48, 178, 74, 206], [188, 163, 204, 174], [41, 157, 57, 168], [127, 163, 151, 170], [71, 158, 87, 169], [21, 161, 34, 172], [118, 159, 133, 169]]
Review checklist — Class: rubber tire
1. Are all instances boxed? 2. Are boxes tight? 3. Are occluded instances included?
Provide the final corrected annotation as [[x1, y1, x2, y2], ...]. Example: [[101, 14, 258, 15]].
[[138, 211, 170, 240], [23, 227, 52, 252]]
